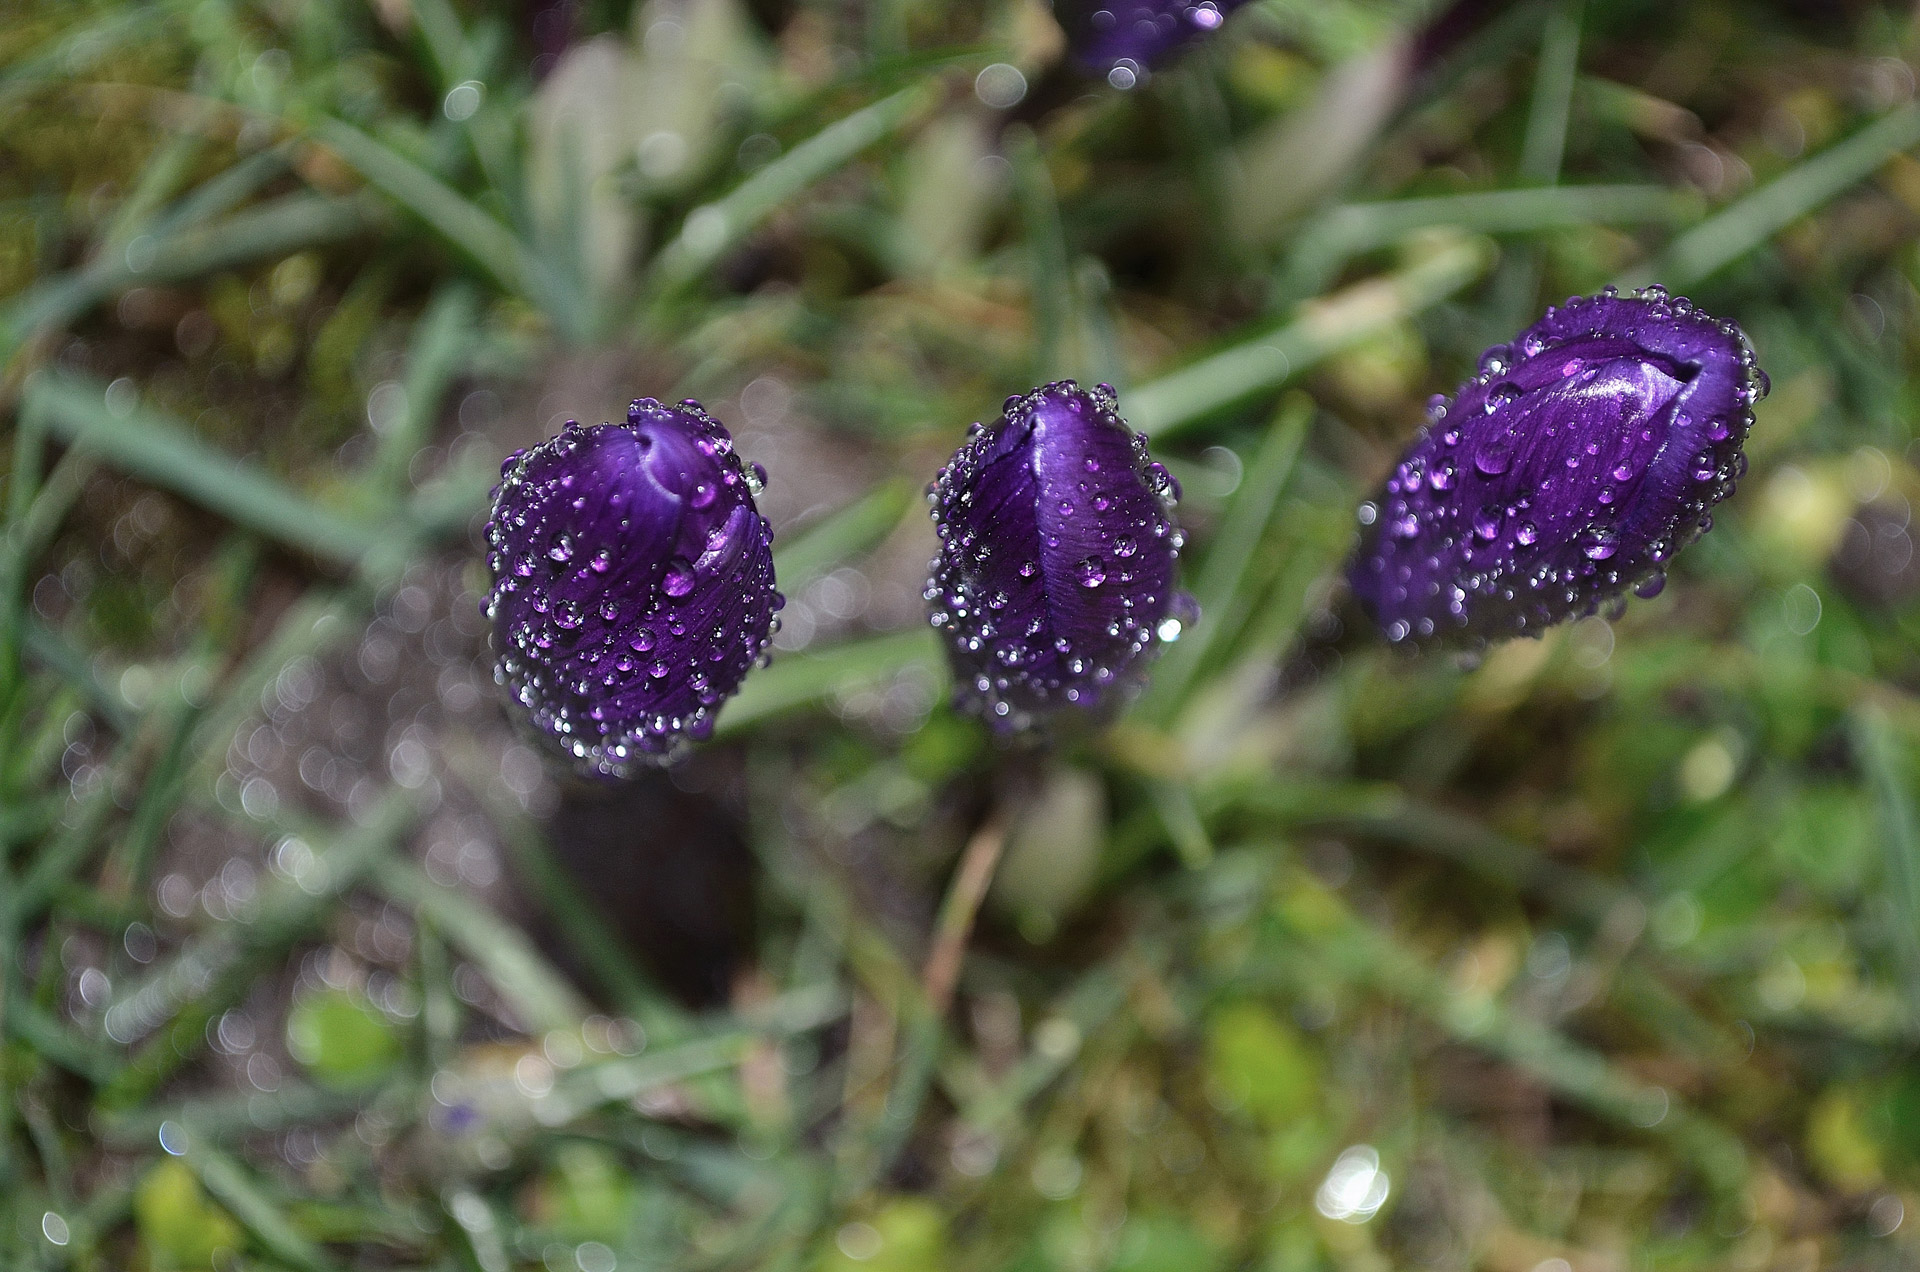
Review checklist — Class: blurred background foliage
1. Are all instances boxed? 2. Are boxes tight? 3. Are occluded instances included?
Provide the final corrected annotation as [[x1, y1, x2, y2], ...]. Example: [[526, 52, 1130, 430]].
[[5, 0, 1920, 1268]]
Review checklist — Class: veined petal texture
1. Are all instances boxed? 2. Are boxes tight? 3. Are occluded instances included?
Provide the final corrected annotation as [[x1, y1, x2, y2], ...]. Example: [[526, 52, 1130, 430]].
[[1350, 287, 1767, 646], [484, 398, 780, 775], [927, 380, 1189, 731]]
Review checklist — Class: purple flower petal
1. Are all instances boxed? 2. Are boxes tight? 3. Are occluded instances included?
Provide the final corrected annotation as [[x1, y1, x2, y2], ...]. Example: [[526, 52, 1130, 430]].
[[927, 381, 1189, 730], [484, 398, 779, 774], [1350, 287, 1768, 646], [1056, 1, 1250, 83]]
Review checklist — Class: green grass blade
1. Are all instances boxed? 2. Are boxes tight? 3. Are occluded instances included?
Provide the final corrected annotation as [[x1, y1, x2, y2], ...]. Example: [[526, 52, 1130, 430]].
[[1519, 0, 1584, 184], [1279, 184, 1685, 298], [716, 629, 942, 736], [309, 117, 571, 320], [1634, 102, 1920, 288], [1855, 707, 1920, 1012], [186, 1144, 343, 1272], [373, 857, 591, 1034], [23, 371, 383, 570], [648, 84, 935, 295], [1, 192, 382, 363], [1137, 395, 1310, 723], [370, 284, 478, 493], [770, 478, 915, 594], [1129, 236, 1492, 438]]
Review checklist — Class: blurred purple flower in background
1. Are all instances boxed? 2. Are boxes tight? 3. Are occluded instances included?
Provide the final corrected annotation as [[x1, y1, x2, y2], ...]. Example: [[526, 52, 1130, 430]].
[[927, 380, 1189, 731], [485, 399, 780, 775], [1350, 287, 1768, 646], [1056, 1, 1250, 86]]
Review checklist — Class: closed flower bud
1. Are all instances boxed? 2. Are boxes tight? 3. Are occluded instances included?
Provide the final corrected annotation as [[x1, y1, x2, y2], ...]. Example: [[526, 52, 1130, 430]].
[[1350, 287, 1768, 646], [484, 399, 780, 775], [1056, 1, 1248, 84], [926, 380, 1190, 730]]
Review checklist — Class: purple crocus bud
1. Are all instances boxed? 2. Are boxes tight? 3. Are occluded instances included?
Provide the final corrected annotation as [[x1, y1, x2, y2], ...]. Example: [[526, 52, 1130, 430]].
[[1056, 1, 1250, 86], [484, 399, 779, 775], [926, 381, 1189, 730], [1350, 286, 1768, 646]]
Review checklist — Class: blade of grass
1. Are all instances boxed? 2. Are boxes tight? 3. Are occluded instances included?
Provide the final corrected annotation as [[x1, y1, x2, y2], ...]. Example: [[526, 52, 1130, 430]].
[[1631, 102, 1920, 288], [443, 740, 690, 1040], [770, 478, 915, 594], [372, 856, 591, 1035], [369, 284, 478, 494], [309, 117, 572, 321], [1519, 0, 1584, 184], [1009, 126, 1069, 381], [1855, 706, 1920, 1014], [1129, 235, 1492, 439], [186, 1143, 343, 1272], [1280, 185, 1684, 298], [6, 999, 115, 1086], [715, 629, 942, 736], [1137, 395, 1310, 724], [24, 371, 383, 570], [1, 192, 382, 361], [648, 84, 936, 295], [100, 790, 419, 1106]]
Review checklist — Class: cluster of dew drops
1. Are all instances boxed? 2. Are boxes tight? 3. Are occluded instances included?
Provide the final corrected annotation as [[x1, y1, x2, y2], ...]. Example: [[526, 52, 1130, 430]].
[[926, 382, 1192, 725], [1357, 286, 1771, 644], [483, 401, 780, 776]]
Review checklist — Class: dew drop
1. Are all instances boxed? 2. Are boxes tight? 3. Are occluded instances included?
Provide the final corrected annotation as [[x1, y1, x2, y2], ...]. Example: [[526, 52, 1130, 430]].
[[1077, 556, 1106, 587], [1474, 434, 1514, 477], [662, 558, 696, 597]]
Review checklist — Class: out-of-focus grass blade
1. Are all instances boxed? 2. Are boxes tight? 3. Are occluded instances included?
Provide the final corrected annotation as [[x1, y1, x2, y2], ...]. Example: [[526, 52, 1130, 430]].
[[369, 285, 478, 493], [186, 1144, 343, 1272], [1128, 236, 1492, 439], [1280, 184, 1685, 297], [1519, 0, 1584, 184], [23, 372, 382, 570], [1009, 126, 1069, 379], [649, 84, 935, 295], [102, 132, 207, 252], [310, 117, 572, 320], [445, 742, 690, 1039], [1, 192, 382, 360], [7, 1000, 115, 1085], [25, 619, 132, 734], [1291, 884, 1747, 1190], [716, 629, 942, 736], [1855, 707, 1920, 1012], [0, 6, 162, 111], [1137, 396, 1310, 724], [1, 438, 91, 691], [100, 792, 419, 1106], [373, 857, 590, 1034], [98, 1080, 383, 1150], [1632, 102, 1920, 288], [770, 478, 915, 594], [1211, 777, 1630, 922]]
